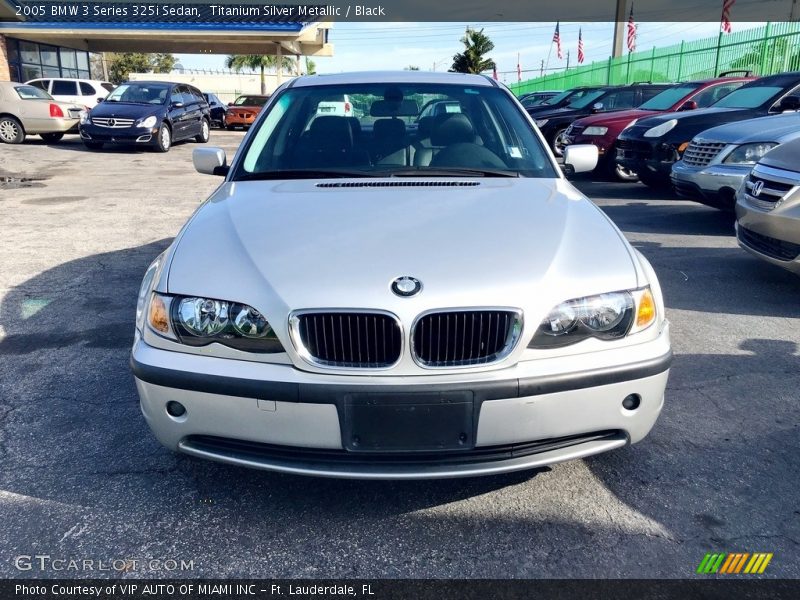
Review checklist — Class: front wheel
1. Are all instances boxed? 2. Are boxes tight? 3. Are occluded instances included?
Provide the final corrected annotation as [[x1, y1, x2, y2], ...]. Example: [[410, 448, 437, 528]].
[[195, 119, 210, 143], [155, 123, 171, 152], [551, 128, 568, 157], [40, 132, 65, 143], [0, 116, 25, 144]]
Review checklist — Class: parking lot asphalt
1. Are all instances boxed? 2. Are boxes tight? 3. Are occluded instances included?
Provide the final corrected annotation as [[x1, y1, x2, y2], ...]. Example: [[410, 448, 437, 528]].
[[0, 132, 798, 579]]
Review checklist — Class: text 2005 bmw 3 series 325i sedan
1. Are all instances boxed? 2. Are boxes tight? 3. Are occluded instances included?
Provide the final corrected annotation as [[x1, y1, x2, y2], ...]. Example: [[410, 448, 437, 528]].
[[130, 71, 672, 479]]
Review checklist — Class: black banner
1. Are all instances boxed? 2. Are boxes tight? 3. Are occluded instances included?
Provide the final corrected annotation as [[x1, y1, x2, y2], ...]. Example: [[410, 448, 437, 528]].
[[3, 580, 800, 600]]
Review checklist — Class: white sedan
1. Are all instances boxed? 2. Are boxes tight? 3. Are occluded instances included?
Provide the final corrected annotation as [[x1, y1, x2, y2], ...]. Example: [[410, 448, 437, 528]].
[[131, 71, 671, 479]]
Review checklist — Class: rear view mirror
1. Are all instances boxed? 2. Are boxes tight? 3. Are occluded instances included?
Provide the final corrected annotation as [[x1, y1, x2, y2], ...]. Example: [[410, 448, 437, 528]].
[[678, 100, 698, 111], [193, 147, 228, 176], [562, 144, 599, 176], [777, 95, 800, 112]]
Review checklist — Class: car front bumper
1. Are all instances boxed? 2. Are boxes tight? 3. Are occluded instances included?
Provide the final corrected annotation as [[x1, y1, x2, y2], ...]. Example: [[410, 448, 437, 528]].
[[736, 203, 800, 274], [131, 323, 671, 479], [80, 124, 158, 145], [671, 161, 750, 210], [616, 138, 679, 180]]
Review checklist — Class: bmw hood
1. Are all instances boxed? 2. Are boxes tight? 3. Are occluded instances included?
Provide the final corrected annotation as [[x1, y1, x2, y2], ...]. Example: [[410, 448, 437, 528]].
[[166, 179, 639, 321], [690, 112, 800, 144]]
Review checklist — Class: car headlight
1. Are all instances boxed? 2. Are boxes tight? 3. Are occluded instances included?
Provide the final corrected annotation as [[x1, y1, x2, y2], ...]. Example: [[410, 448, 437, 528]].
[[79, 111, 90, 125], [643, 119, 678, 138], [136, 115, 158, 129], [147, 293, 284, 353], [723, 142, 778, 165], [582, 126, 608, 136], [535, 119, 549, 127], [528, 287, 656, 349]]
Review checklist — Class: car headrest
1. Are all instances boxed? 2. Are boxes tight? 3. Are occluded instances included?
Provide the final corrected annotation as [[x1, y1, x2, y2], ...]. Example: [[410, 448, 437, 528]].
[[345, 117, 362, 138], [431, 114, 475, 146], [416, 116, 434, 139], [309, 116, 353, 149], [373, 118, 406, 139]]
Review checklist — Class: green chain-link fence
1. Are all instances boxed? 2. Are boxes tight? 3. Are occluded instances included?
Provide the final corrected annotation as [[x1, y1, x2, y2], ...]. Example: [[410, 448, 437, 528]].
[[510, 22, 800, 95]]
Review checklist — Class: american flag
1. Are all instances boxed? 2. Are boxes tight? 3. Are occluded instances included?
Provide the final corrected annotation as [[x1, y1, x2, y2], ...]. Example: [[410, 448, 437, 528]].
[[553, 22, 563, 60], [627, 7, 637, 52], [577, 28, 585, 64], [721, 0, 735, 34]]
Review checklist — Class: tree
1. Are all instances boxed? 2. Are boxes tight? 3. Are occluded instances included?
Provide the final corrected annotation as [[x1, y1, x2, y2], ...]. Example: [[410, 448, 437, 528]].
[[449, 28, 496, 74], [305, 57, 317, 75], [225, 54, 296, 94], [106, 53, 176, 84]]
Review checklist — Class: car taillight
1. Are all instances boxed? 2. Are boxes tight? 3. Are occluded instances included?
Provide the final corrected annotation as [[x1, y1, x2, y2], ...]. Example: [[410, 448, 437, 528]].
[[49, 104, 64, 118], [344, 102, 351, 113]]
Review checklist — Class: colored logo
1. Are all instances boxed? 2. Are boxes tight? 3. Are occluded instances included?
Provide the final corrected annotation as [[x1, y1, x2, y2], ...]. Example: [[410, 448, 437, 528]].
[[391, 276, 422, 297], [696, 552, 773, 574]]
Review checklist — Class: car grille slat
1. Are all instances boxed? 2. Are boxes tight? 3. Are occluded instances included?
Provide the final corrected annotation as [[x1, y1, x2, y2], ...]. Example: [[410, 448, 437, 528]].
[[91, 117, 135, 128], [744, 167, 799, 211], [412, 310, 521, 368], [739, 226, 800, 261], [681, 141, 727, 167], [294, 311, 401, 369]]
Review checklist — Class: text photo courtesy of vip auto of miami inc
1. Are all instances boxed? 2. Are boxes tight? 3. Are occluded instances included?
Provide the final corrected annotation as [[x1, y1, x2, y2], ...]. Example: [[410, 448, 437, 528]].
[[0, 0, 799, 598]]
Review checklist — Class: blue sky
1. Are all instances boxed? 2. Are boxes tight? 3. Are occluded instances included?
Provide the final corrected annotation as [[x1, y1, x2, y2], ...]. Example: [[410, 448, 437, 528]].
[[175, 21, 763, 79]]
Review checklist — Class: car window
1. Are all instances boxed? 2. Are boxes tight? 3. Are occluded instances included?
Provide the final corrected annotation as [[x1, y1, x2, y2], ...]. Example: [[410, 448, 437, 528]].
[[79, 82, 96, 96], [234, 96, 268, 106], [711, 85, 784, 108], [191, 88, 207, 104], [105, 83, 169, 104], [171, 87, 185, 105], [639, 85, 700, 110], [602, 89, 637, 110], [101, 83, 115, 93], [15, 85, 51, 100], [567, 90, 605, 109], [179, 86, 195, 105], [28, 80, 50, 91], [51, 80, 78, 96], [690, 81, 747, 107], [639, 87, 668, 103], [236, 82, 557, 179]]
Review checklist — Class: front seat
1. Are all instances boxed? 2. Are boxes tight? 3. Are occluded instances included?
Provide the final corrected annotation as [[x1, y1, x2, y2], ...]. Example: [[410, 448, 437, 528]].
[[293, 116, 366, 169], [371, 118, 409, 165], [427, 113, 507, 170]]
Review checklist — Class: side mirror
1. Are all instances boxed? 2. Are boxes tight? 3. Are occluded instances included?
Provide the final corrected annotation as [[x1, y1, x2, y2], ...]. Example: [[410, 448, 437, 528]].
[[678, 100, 698, 111], [777, 95, 800, 111], [96, 97, 104, 103], [228, 102, 233, 106], [172, 101, 184, 109], [193, 147, 228, 176], [562, 144, 599, 176], [591, 102, 604, 113]]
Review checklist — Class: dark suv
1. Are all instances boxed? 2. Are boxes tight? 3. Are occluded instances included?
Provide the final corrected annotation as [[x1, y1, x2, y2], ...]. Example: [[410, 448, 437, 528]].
[[80, 81, 211, 152], [529, 83, 673, 156], [616, 71, 800, 186]]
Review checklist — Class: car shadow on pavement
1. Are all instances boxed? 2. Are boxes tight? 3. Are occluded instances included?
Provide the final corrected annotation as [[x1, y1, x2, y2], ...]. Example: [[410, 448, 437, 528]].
[[1, 241, 799, 577], [601, 202, 736, 237]]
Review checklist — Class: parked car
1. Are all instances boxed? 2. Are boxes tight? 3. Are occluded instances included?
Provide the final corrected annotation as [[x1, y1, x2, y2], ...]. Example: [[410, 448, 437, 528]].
[[525, 86, 606, 117], [563, 74, 754, 180], [530, 83, 672, 156], [519, 91, 559, 108], [130, 71, 671, 479], [225, 94, 270, 129], [672, 112, 800, 210], [617, 71, 800, 187], [79, 81, 210, 152], [0, 81, 84, 144], [736, 138, 800, 274], [26, 77, 114, 107], [203, 92, 226, 128]]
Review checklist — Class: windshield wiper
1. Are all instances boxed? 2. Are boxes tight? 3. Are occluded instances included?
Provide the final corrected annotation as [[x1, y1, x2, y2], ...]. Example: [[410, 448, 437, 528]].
[[386, 167, 520, 178], [236, 169, 380, 181]]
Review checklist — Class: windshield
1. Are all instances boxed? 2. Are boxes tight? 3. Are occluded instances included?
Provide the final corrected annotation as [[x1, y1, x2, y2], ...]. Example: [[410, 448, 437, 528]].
[[542, 89, 572, 105], [14, 85, 52, 100], [567, 90, 606, 109], [711, 85, 783, 108], [234, 96, 268, 106], [235, 82, 556, 180], [104, 83, 170, 104], [639, 85, 700, 110]]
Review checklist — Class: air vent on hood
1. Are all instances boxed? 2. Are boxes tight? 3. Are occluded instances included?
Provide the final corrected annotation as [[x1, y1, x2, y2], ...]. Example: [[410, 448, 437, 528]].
[[316, 181, 481, 188]]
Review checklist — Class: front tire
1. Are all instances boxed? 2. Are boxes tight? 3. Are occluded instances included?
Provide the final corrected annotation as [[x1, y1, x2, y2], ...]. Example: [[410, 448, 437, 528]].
[[0, 116, 25, 144], [195, 119, 210, 143], [41, 132, 65, 143], [551, 128, 568, 157], [226, 124, 236, 131], [155, 123, 171, 152]]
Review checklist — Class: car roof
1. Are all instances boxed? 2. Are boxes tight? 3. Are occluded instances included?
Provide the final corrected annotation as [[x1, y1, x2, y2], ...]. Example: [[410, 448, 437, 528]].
[[291, 71, 496, 88], [27, 77, 110, 84]]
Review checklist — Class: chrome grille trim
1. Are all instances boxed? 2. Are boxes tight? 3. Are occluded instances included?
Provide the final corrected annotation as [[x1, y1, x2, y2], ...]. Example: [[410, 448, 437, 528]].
[[743, 164, 800, 211], [316, 181, 481, 188], [681, 141, 727, 167], [289, 309, 403, 370], [91, 117, 135, 128], [411, 308, 523, 368]]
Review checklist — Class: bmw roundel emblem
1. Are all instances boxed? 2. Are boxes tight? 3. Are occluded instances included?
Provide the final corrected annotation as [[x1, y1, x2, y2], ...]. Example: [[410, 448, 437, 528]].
[[391, 276, 422, 297]]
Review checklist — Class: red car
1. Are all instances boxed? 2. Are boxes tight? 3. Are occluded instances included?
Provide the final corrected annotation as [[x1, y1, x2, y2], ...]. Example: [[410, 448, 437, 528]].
[[563, 72, 755, 180]]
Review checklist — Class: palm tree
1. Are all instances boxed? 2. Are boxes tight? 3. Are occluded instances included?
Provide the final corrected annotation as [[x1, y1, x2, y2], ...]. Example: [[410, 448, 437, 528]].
[[450, 28, 496, 74], [305, 57, 317, 75], [225, 54, 296, 94]]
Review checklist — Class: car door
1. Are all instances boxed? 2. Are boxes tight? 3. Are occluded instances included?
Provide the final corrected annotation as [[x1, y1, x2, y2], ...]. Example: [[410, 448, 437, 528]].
[[50, 80, 80, 105], [184, 87, 205, 136], [168, 85, 189, 139]]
